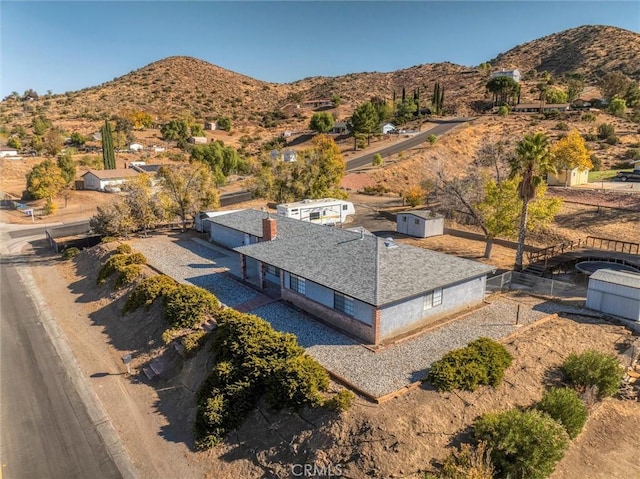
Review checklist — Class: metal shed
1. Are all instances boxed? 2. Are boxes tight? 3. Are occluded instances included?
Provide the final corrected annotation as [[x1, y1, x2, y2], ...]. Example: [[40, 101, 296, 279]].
[[396, 210, 444, 238], [586, 269, 640, 321]]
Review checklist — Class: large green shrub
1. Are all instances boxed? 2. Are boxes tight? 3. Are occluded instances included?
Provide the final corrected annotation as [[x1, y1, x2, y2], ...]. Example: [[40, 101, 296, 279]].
[[163, 284, 219, 329], [536, 388, 588, 439], [560, 350, 624, 399], [426, 338, 513, 392], [62, 247, 80, 260], [115, 264, 142, 288], [97, 251, 147, 284], [195, 310, 330, 449], [324, 389, 356, 412], [182, 330, 210, 357], [122, 274, 178, 314], [115, 243, 133, 255], [474, 409, 569, 479]]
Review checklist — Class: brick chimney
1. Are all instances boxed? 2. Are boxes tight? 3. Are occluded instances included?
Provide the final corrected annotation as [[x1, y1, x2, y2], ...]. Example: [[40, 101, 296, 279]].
[[262, 217, 277, 241]]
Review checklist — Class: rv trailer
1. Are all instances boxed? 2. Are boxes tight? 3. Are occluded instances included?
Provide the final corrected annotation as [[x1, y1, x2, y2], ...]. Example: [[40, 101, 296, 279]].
[[276, 198, 355, 225]]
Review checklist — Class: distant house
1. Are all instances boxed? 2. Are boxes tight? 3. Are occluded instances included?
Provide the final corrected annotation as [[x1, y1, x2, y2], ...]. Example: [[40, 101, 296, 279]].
[[204, 122, 218, 131], [188, 136, 208, 144], [571, 99, 592, 109], [282, 149, 298, 163], [547, 168, 590, 187], [129, 143, 144, 152], [151, 145, 166, 153], [586, 270, 640, 322], [0, 146, 19, 158], [397, 210, 444, 238], [381, 123, 397, 134], [511, 103, 570, 113], [81, 169, 139, 191], [332, 122, 349, 134], [490, 68, 521, 83], [302, 99, 334, 109], [207, 209, 494, 344]]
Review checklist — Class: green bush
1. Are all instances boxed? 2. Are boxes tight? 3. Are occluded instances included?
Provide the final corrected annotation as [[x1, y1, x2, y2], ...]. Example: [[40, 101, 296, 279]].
[[536, 388, 588, 439], [115, 243, 133, 255], [427, 133, 438, 144], [372, 153, 383, 166], [581, 112, 596, 122], [97, 252, 147, 285], [164, 284, 219, 329], [195, 310, 329, 449], [115, 264, 142, 288], [182, 330, 209, 357], [101, 236, 117, 243], [426, 338, 513, 392], [123, 274, 178, 314], [62, 247, 80, 260], [497, 106, 509, 117], [555, 121, 569, 131], [324, 389, 356, 412], [561, 350, 624, 399], [474, 409, 569, 479], [597, 123, 615, 140]]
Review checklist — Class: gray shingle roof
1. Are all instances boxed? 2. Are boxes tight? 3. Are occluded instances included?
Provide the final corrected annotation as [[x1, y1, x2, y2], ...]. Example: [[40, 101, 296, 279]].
[[590, 269, 640, 289], [227, 210, 494, 306]]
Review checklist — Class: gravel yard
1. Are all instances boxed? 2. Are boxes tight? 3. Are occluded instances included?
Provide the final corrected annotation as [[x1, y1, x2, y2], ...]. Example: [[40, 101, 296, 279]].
[[132, 233, 575, 398]]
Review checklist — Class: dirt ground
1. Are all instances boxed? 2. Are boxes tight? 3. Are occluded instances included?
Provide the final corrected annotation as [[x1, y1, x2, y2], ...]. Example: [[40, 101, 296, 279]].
[[24, 235, 640, 479]]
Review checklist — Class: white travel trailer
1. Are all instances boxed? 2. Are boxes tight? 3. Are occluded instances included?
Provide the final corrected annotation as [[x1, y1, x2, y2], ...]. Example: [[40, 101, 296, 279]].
[[276, 198, 355, 225]]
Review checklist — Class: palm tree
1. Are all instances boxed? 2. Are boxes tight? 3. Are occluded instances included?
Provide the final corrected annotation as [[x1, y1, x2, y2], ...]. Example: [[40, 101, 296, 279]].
[[509, 133, 556, 271]]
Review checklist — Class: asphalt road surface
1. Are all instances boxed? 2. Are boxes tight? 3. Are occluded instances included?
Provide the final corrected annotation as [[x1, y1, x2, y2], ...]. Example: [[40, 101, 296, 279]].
[[345, 118, 472, 171], [0, 253, 121, 478]]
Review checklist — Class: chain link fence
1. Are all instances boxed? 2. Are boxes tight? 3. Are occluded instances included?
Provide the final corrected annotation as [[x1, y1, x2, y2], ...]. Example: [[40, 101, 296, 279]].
[[487, 271, 586, 299]]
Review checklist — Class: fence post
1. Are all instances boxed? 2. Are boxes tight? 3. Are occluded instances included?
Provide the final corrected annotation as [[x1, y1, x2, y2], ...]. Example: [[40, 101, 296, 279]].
[[516, 304, 521, 325], [550, 280, 554, 298]]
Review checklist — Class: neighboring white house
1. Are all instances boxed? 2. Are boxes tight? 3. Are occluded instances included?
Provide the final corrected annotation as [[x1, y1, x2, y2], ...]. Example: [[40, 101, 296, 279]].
[[188, 136, 208, 144], [382, 123, 397, 134], [129, 143, 144, 152], [151, 145, 166, 152], [586, 270, 640, 322], [490, 68, 521, 83], [0, 146, 19, 158], [397, 210, 444, 238], [81, 169, 139, 191], [282, 149, 298, 163], [204, 122, 218, 131], [276, 198, 355, 225], [332, 122, 349, 134], [216, 210, 495, 344], [547, 168, 590, 187]]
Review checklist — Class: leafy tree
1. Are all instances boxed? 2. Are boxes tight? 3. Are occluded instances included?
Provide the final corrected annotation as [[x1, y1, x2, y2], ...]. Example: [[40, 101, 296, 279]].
[[69, 131, 87, 147], [101, 120, 116, 169], [56, 150, 77, 186], [89, 202, 135, 239], [43, 129, 64, 157], [301, 134, 346, 199], [161, 119, 191, 143], [403, 186, 425, 207], [395, 98, 417, 124], [157, 163, 219, 231], [550, 130, 593, 186], [624, 82, 640, 108], [474, 409, 569, 479], [347, 102, 378, 149], [217, 116, 232, 132], [32, 115, 51, 136], [509, 133, 556, 271], [566, 78, 584, 103], [123, 174, 164, 237], [597, 123, 615, 140], [371, 96, 393, 123], [331, 95, 341, 107], [31, 135, 44, 155], [7, 137, 21, 150], [309, 112, 334, 133], [26, 159, 66, 202], [486, 76, 520, 106], [608, 97, 627, 117], [190, 141, 242, 183], [599, 72, 631, 101], [23, 88, 39, 100], [544, 87, 568, 104]]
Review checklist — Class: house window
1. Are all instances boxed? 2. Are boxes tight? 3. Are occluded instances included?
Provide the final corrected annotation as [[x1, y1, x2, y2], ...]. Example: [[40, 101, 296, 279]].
[[290, 274, 306, 294], [310, 211, 320, 221], [414, 219, 420, 225], [424, 287, 443, 310], [266, 264, 280, 276], [334, 292, 354, 316], [402, 216, 407, 222], [342, 204, 348, 210]]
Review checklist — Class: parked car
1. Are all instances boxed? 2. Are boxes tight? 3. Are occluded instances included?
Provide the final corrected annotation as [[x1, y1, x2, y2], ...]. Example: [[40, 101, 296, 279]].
[[616, 169, 640, 182]]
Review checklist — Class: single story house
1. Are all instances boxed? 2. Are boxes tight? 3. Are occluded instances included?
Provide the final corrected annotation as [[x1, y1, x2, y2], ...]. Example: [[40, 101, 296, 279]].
[[0, 146, 19, 158], [209, 210, 494, 344], [81, 169, 139, 191], [302, 99, 334, 109], [490, 68, 521, 83], [586, 270, 640, 322], [547, 168, 590, 187], [204, 122, 218, 130], [397, 210, 444, 238], [188, 136, 208, 144], [512, 103, 570, 113], [332, 122, 349, 134], [382, 123, 397, 134], [129, 143, 144, 152], [282, 149, 298, 162]]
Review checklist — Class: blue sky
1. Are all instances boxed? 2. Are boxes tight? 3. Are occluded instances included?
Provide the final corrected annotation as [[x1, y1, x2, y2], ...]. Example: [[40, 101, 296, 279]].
[[1, 1, 638, 97]]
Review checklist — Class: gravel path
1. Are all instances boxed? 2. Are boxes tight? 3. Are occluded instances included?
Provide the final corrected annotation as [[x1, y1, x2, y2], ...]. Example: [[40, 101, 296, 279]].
[[132, 235, 571, 398]]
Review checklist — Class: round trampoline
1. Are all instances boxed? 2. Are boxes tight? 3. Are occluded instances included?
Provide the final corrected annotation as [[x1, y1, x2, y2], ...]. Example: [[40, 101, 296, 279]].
[[575, 261, 640, 275]]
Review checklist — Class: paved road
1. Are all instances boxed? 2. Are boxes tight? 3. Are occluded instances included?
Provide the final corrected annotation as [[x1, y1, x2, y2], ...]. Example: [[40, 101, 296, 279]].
[[0, 236, 122, 478], [345, 117, 472, 171]]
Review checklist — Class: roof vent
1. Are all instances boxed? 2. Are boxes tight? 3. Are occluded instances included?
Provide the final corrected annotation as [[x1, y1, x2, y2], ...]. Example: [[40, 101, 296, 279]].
[[384, 237, 398, 249], [360, 228, 365, 240]]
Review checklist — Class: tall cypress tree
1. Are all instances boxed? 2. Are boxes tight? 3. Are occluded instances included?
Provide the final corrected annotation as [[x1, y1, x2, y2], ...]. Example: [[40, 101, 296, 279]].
[[439, 86, 445, 115], [101, 120, 116, 170], [402, 87, 406, 103]]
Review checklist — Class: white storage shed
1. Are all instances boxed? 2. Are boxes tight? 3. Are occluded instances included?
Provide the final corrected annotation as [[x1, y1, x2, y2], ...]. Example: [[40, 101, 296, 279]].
[[397, 210, 444, 238], [586, 270, 640, 321]]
